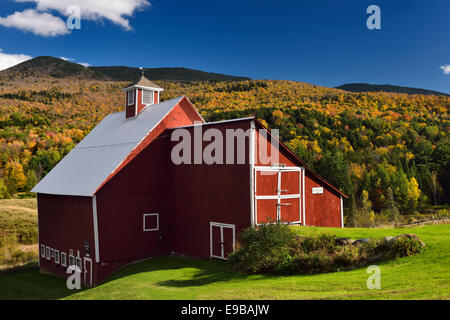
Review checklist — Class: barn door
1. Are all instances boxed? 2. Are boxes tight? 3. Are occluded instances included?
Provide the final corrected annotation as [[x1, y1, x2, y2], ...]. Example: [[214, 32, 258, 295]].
[[254, 167, 302, 224], [210, 222, 235, 260]]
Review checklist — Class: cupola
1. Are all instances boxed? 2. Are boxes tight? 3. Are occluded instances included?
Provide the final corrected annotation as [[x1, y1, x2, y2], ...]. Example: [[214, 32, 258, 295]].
[[121, 71, 164, 118]]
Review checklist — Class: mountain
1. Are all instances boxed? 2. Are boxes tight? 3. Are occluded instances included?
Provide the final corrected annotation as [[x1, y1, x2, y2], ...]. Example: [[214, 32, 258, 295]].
[[0, 56, 107, 80], [336, 83, 450, 97], [0, 56, 251, 82], [89, 66, 251, 82]]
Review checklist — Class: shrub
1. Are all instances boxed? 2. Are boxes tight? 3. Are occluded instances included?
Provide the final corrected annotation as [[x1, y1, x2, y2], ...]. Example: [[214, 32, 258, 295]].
[[228, 223, 296, 273], [390, 237, 424, 258]]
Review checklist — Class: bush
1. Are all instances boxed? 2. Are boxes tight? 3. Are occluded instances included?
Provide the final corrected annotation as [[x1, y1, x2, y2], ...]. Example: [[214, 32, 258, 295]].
[[228, 223, 296, 273], [390, 237, 424, 258], [229, 223, 425, 275]]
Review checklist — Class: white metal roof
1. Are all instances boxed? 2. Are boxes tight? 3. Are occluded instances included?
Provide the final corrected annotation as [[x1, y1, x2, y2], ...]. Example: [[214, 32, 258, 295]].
[[32, 96, 185, 197]]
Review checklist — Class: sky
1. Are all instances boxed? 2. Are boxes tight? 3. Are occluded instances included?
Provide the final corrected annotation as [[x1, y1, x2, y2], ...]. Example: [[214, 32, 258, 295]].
[[0, 0, 449, 93]]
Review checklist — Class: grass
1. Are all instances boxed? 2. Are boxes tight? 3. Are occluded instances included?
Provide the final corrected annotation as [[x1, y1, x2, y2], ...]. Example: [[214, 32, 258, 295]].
[[0, 223, 448, 300], [0, 199, 38, 269]]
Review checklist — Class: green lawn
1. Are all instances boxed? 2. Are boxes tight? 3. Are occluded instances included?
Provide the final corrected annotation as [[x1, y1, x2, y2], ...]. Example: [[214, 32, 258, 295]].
[[0, 224, 449, 300]]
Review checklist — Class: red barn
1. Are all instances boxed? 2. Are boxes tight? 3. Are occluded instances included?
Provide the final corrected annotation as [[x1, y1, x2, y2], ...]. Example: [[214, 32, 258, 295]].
[[32, 76, 347, 287]]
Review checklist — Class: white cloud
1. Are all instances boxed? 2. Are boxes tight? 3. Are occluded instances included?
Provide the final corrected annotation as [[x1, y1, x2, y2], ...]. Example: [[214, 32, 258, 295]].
[[59, 57, 90, 67], [0, 49, 32, 71], [0, 9, 69, 36], [16, 0, 151, 30], [440, 65, 450, 75]]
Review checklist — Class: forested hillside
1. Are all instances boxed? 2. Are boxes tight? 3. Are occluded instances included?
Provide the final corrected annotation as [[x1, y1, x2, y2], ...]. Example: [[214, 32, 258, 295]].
[[0, 76, 448, 225]]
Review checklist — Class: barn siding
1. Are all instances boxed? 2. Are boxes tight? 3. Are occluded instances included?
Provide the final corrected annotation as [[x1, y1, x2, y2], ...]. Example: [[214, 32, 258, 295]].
[[37, 194, 95, 279], [304, 173, 342, 227], [168, 120, 252, 258], [93, 98, 203, 283]]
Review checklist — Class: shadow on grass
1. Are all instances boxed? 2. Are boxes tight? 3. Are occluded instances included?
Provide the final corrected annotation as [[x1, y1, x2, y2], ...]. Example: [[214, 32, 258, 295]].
[[0, 263, 84, 300], [107, 256, 257, 288]]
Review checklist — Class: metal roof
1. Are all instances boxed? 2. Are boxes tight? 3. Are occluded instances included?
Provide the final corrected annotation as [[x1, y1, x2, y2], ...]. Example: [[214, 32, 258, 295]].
[[32, 96, 185, 197]]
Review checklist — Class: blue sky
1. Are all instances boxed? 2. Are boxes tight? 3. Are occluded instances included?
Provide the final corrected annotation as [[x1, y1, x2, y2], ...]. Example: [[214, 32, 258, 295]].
[[0, 0, 449, 93]]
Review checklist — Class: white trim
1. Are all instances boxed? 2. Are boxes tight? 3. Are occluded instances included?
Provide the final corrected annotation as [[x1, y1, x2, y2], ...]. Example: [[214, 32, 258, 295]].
[[76, 257, 82, 271], [46, 246, 50, 260], [255, 194, 301, 200], [340, 196, 344, 228], [209, 222, 236, 260], [61, 252, 67, 267], [83, 257, 93, 287], [40, 244, 45, 258], [54, 250, 60, 264], [143, 213, 159, 231], [142, 89, 154, 105], [254, 167, 302, 225], [175, 117, 255, 129], [249, 121, 255, 227], [92, 195, 100, 263], [302, 167, 306, 226], [127, 89, 135, 106], [122, 85, 164, 92], [69, 254, 75, 267]]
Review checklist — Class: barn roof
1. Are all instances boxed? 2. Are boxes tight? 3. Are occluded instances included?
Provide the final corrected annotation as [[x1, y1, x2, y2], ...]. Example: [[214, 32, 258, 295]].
[[31, 96, 186, 197], [122, 75, 162, 91]]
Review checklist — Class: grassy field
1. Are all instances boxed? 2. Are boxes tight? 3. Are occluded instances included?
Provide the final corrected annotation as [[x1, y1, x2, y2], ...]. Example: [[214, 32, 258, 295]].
[[0, 223, 448, 300], [0, 199, 38, 269]]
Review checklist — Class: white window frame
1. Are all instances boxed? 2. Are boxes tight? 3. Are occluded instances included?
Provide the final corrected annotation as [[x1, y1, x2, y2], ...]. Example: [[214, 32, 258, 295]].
[[127, 89, 135, 106], [143, 213, 159, 231], [54, 250, 60, 264], [76, 257, 82, 271], [50, 248, 55, 259], [69, 254, 75, 267], [142, 90, 153, 105], [210, 222, 236, 260], [46, 246, 51, 260], [61, 252, 67, 267], [40, 244, 46, 258]]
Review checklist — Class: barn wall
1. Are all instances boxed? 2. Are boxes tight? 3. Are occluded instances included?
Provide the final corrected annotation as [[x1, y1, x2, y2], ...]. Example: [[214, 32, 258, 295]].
[[304, 173, 342, 227], [37, 194, 95, 278], [168, 120, 252, 258], [253, 123, 343, 227], [94, 97, 203, 283]]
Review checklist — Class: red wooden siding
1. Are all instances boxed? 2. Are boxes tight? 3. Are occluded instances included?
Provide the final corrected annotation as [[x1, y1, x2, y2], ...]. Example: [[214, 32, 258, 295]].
[[168, 120, 252, 258], [37, 194, 96, 281]]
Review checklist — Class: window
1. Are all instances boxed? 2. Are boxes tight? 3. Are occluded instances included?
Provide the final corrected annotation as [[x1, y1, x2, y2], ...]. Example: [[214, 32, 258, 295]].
[[50, 248, 55, 259], [69, 254, 75, 267], [127, 90, 135, 105], [143, 213, 159, 231], [40, 245, 45, 258], [142, 90, 153, 105], [55, 250, 60, 264], [76, 257, 82, 271], [46, 247, 51, 260], [61, 252, 67, 267]]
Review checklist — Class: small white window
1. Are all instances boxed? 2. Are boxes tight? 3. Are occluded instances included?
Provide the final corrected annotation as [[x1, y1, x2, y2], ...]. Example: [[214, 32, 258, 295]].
[[55, 250, 60, 264], [61, 252, 67, 267], [51, 248, 55, 259], [76, 257, 82, 271], [143, 213, 159, 231], [142, 90, 153, 105], [46, 247, 51, 260], [69, 255, 75, 267], [127, 90, 135, 105], [40, 245, 46, 258]]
